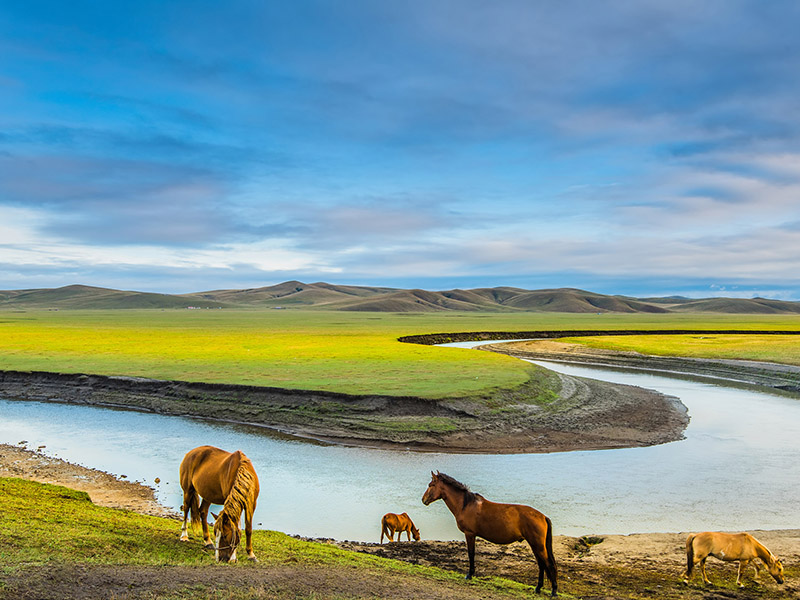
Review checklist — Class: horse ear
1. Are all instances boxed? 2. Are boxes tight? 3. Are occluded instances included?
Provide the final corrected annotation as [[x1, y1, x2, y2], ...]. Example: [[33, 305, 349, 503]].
[[210, 511, 218, 520]]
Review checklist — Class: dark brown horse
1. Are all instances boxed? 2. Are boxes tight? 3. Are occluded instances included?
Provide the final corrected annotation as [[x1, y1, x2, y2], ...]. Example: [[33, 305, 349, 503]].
[[380, 512, 421, 542], [179, 445, 260, 562], [422, 471, 558, 596]]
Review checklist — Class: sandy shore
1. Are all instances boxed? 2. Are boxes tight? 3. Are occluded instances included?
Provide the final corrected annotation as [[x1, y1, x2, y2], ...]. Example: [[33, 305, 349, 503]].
[[0, 442, 176, 518]]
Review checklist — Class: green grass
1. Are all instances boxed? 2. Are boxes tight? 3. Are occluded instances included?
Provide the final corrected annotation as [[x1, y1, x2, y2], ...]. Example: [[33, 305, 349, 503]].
[[1, 309, 799, 398], [562, 333, 800, 365], [0, 477, 535, 599]]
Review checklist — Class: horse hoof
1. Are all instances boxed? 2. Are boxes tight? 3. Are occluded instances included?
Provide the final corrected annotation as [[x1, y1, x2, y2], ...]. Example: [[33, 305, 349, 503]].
[[203, 543, 214, 549], [248, 556, 258, 563]]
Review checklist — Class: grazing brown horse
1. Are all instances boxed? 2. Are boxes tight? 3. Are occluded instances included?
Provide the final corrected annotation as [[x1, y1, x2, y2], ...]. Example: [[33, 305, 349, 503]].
[[422, 471, 558, 596], [380, 512, 421, 542], [683, 531, 784, 588], [179, 445, 260, 562]]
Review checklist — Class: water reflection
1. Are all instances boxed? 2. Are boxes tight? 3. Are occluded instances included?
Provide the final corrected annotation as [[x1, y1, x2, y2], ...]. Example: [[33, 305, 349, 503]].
[[2, 360, 800, 541]]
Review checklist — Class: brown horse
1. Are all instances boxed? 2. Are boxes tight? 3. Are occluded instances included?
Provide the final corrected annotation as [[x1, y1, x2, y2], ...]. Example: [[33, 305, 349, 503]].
[[179, 445, 260, 562], [683, 531, 784, 588], [380, 512, 421, 542], [422, 471, 558, 596]]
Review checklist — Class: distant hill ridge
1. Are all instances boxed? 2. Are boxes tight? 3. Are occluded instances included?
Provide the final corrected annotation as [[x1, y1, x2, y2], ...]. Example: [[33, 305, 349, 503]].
[[2, 281, 800, 314]]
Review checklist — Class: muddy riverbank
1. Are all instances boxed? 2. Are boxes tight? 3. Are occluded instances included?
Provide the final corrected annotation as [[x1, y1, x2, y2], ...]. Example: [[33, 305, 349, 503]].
[[0, 363, 688, 454], [482, 339, 800, 393]]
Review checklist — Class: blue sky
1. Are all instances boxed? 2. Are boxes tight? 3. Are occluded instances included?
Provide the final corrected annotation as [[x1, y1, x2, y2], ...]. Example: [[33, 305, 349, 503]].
[[2, 1, 800, 298]]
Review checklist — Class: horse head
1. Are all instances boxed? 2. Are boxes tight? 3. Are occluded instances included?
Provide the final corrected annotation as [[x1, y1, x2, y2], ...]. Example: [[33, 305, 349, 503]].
[[768, 557, 785, 584], [211, 511, 241, 563], [422, 471, 443, 506], [411, 525, 421, 541]]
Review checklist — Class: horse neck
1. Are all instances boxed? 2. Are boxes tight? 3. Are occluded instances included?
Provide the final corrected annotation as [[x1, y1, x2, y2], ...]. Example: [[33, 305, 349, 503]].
[[752, 539, 775, 565], [223, 461, 254, 520], [440, 484, 470, 518]]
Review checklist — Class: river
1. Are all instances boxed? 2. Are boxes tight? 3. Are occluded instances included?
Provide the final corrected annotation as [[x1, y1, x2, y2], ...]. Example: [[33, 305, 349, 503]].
[[2, 355, 799, 541]]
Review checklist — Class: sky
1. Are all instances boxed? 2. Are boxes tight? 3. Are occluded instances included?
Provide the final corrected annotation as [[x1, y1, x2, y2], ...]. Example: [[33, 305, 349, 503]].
[[2, 1, 800, 299]]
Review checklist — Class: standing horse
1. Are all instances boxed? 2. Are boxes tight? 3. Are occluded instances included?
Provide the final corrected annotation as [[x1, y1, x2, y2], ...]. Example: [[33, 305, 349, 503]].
[[179, 445, 260, 562], [380, 512, 420, 542], [683, 531, 784, 587], [421, 471, 558, 596]]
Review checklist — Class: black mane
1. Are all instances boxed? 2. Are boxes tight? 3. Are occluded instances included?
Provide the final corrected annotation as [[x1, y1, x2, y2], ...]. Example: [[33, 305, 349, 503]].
[[437, 472, 481, 507]]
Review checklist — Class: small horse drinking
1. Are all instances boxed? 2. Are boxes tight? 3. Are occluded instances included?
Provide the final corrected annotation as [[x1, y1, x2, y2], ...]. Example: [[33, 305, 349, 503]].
[[421, 471, 558, 596], [179, 445, 260, 562], [380, 512, 420, 542], [683, 531, 784, 587]]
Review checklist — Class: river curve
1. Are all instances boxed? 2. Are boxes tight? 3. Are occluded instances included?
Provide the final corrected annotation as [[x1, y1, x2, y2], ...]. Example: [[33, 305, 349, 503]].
[[2, 357, 799, 541]]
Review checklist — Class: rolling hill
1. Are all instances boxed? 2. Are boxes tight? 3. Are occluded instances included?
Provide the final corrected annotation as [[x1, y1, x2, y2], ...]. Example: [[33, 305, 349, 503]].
[[2, 281, 800, 314]]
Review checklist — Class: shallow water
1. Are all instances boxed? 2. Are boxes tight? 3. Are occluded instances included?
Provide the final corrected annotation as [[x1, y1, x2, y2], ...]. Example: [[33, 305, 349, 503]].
[[2, 357, 800, 541]]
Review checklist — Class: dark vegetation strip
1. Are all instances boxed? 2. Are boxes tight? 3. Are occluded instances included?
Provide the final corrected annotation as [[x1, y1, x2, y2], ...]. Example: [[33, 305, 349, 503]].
[[398, 329, 800, 345]]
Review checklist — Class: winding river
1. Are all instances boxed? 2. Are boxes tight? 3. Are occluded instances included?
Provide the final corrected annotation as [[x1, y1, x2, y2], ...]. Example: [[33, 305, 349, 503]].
[[2, 350, 800, 541]]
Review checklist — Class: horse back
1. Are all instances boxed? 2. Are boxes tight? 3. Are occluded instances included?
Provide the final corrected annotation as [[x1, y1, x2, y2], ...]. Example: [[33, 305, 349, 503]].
[[472, 499, 549, 545], [691, 531, 757, 561], [180, 445, 245, 505]]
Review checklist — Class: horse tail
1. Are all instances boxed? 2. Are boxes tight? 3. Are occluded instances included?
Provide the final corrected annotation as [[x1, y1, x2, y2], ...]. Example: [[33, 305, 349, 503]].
[[545, 516, 557, 571], [380, 515, 387, 543], [186, 486, 202, 531], [685, 534, 696, 576]]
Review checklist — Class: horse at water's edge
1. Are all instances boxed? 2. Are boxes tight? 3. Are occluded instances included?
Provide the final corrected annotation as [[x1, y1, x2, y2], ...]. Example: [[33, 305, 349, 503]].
[[683, 531, 784, 587], [421, 471, 558, 596], [179, 445, 260, 562], [380, 512, 420, 542]]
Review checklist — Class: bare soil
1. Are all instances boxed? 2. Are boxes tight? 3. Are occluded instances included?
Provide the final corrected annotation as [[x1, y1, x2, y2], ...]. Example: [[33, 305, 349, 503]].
[[2, 444, 799, 599]]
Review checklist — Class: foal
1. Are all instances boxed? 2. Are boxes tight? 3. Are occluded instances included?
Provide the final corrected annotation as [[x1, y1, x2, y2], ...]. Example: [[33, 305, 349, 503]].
[[380, 512, 421, 542]]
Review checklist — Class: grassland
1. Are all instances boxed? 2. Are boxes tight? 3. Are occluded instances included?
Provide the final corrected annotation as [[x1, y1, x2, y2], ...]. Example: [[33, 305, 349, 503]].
[[4, 476, 797, 599], [2, 309, 800, 399], [0, 477, 538, 600]]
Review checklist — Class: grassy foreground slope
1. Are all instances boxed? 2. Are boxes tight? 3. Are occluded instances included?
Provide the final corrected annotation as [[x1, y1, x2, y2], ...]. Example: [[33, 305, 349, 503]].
[[1, 310, 800, 398], [0, 477, 533, 600]]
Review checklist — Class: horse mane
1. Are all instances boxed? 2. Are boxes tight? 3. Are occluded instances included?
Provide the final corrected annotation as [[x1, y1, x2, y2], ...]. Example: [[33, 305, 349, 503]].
[[437, 472, 481, 508], [223, 459, 257, 522]]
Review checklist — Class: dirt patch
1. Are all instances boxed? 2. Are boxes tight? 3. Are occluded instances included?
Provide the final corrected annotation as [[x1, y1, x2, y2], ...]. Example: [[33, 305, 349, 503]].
[[0, 563, 534, 600], [330, 531, 800, 599]]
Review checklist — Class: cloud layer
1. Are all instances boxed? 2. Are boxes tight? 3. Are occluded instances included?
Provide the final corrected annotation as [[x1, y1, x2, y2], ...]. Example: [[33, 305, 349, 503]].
[[2, 1, 800, 297]]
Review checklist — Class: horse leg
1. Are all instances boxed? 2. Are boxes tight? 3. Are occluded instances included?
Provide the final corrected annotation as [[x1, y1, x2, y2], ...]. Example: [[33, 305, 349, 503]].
[[199, 498, 213, 548], [180, 496, 191, 541], [700, 558, 711, 585], [244, 508, 257, 561], [465, 533, 476, 580], [529, 538, 558, 596], [534, 555, 546, 594], [736, 560, 747, 587]]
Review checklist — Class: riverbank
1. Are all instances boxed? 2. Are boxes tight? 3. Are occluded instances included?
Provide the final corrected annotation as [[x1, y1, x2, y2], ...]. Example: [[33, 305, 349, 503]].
[[482, 339, 800, 393], [2, 446, 797, 599], [0, 363, 688, 453], [0, 442, 175, 518]]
